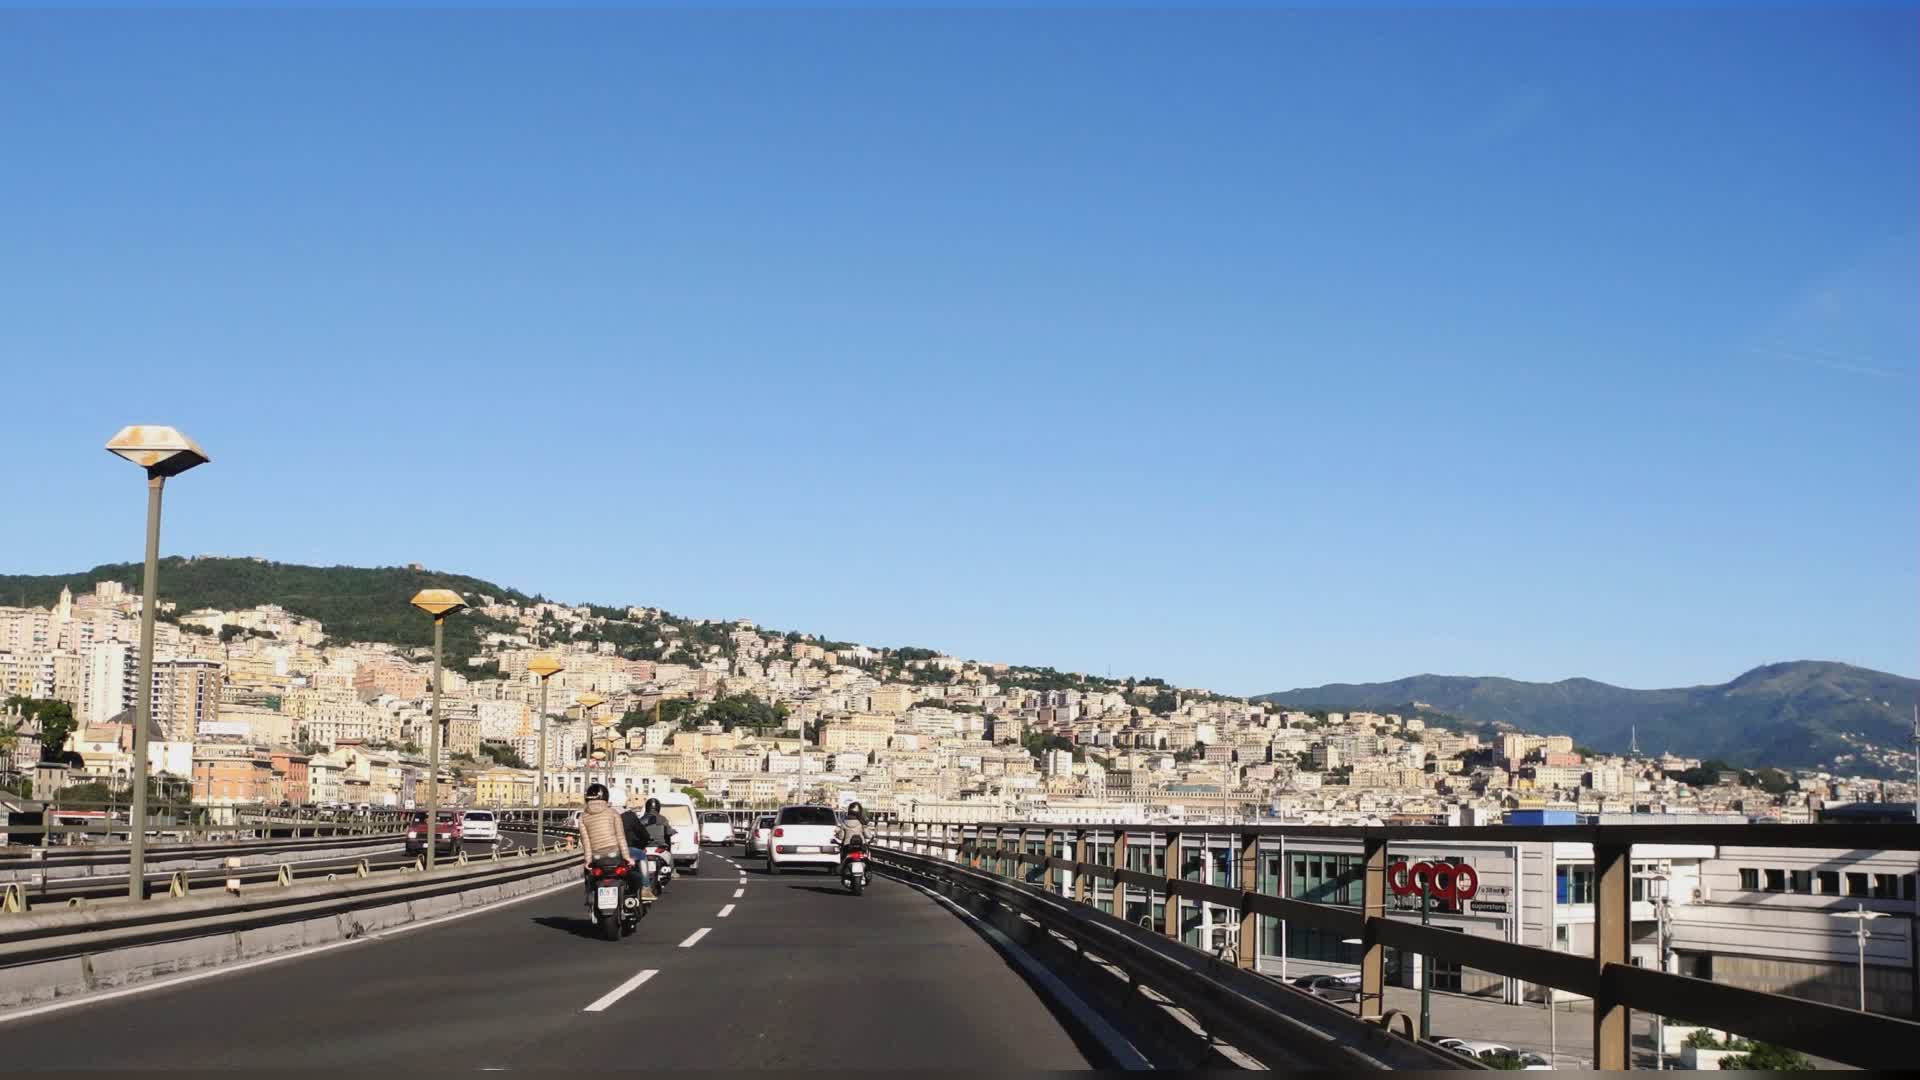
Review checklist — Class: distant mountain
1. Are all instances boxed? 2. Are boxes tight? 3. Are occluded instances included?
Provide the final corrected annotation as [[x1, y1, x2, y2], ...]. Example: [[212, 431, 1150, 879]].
[[0, 558, 534, 667], [1256, 662, 1920, 775]]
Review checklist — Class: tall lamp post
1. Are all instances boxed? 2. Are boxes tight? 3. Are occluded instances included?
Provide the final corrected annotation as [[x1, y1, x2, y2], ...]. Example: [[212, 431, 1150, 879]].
[[409, 589, 466, 871], [577, 692, 606, 790], [106, 424, 209, 900], [1831, 904, 1887, 1012], [527, 655, 564, 849]]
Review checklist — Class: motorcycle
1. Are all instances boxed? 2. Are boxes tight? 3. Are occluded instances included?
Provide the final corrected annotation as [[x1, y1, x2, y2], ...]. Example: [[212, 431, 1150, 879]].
[[584, 856, 648, 941], [839, 841, 869, 896], [645, 845, 674, 894]]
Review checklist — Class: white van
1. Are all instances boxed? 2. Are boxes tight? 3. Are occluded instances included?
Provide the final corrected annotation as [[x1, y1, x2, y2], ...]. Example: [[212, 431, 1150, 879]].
[[649, 791, 702, 874]]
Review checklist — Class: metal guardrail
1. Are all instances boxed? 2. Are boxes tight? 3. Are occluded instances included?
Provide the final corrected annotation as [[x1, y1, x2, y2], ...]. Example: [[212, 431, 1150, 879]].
[[2, 800, 413, 846], [0, 836, 582, 968], [4, 845, 431, 909], [878, 820, 1920, 1071], [872, 835, 1471, 1069], [0, 829, 404, 875]]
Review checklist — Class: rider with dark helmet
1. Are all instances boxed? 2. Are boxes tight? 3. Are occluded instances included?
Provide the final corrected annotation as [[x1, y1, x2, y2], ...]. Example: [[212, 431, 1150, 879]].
[[835, 801, 869, 867], [624, 796, 675, 899]]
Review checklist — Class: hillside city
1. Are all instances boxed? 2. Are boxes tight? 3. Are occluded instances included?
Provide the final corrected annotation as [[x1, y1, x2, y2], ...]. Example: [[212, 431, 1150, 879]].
[[4, 572, 1915, 824]]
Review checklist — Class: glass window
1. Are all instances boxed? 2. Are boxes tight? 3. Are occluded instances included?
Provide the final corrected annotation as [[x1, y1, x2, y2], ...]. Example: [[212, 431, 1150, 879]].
[[1789, 870, 1812, 893], [1557, 865, 1593, 904], [1817, 870, 1840, 895], [1873, 874, 1899, 899], [1763, 869, 1786, 892], [1847, 872, 1870, 897], [1739, 868, 1759, 890]]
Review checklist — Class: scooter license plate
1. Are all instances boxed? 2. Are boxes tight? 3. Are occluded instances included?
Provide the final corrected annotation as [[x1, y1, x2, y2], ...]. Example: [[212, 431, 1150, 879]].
[[596, 886, 620, 910], [850, 862, 866, 875]]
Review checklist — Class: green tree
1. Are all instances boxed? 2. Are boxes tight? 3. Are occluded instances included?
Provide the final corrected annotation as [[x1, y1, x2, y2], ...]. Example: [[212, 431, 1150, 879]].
[[219, 624, 245, 643], [480, 743, 531, 769], [6, 697, 76, 762]]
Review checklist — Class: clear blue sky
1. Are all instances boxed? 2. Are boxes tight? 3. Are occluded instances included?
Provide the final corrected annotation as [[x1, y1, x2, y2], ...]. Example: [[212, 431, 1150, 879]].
[[1, 6, 1913, 696]]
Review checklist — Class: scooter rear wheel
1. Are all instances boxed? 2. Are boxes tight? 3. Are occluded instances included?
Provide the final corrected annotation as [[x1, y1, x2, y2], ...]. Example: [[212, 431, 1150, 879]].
[[597, 912, 621, 941]]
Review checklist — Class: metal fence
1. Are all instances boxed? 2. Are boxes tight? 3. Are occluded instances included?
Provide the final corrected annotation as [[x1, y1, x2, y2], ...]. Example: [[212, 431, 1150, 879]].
[[1, 798, 414, 846], [877, 820, 1920, 1071]]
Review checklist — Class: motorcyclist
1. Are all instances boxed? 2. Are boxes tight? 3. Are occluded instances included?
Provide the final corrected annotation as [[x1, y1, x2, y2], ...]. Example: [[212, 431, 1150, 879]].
[[629, 797, 677, 893], [835, 801, 870, 872], [580, 783, 636, 897], [619, 797, 658, 900]]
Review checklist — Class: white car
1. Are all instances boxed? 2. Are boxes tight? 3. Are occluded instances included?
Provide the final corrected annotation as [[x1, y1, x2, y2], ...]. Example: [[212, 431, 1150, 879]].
[[650, 792, 701, 874], [744, 814, 774, 858], [767, 804, 842, 873], [460, 809, 498, 844], [698, 811, 734, 846], [1433, 1039, 1551, 1070]]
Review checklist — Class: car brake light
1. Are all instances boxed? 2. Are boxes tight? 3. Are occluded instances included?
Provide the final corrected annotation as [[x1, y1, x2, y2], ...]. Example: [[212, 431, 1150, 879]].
[[773, 827, 784, 837]]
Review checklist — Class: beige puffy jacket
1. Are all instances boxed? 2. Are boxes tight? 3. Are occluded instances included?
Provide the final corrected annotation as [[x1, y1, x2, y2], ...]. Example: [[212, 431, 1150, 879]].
[[580, 800, 627, 859]]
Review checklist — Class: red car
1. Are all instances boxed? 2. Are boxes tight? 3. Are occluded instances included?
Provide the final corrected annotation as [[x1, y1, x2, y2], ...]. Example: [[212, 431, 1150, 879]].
[[405, 810, 462, 856]]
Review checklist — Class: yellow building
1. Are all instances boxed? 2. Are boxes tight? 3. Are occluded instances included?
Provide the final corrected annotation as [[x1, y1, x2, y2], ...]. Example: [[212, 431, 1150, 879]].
[[475, 767, 537, 806]]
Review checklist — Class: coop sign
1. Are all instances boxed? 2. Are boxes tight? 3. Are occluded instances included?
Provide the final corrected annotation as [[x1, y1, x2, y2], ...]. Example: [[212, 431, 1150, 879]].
[[1387, 859, 1479, 911]]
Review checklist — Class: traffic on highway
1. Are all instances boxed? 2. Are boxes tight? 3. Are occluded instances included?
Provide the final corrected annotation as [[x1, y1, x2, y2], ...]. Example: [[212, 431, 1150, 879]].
[[0, 801, 1102, 1071]]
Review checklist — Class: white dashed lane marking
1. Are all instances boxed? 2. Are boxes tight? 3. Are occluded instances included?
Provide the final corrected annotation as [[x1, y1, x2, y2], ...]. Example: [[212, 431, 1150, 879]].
[[584, 969, 658, 1013], [718, 904, 735, 918], [679, 928, 712, 948], [732, 888, 744, 898]]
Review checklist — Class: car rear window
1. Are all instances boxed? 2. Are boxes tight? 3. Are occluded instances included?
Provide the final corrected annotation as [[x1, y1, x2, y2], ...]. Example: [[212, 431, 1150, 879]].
[[661, 805, 695, 829], [701, 812, 730, 823], [778, 806, 838, 826], [464, 811, 493, 820], [756, 816, 773, 827]]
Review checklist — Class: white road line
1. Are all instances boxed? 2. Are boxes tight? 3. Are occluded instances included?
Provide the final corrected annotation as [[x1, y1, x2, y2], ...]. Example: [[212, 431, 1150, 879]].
[[679, 927, 712, 948], [732, 888, 744, 898], [0, 875, 578, 1026], [717, 904, 735, 918], [583, 969, 658, 1013]]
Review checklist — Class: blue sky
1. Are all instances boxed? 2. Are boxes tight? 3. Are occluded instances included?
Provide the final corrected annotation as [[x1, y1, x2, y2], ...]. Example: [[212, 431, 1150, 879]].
[[1, 7, 1913, 695]]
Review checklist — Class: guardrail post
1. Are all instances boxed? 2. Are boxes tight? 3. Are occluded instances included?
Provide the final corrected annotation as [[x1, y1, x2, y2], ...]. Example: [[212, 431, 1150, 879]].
[[1236, 829, 1257, 969], [1073, 830, 1088, 904], [1041, 828, 1056, 893], [169, 869, 191, 897], [1, 882, 25, 913], [1110, 830, 1128, 915], [1359, 832, 1387, 1020], [277, 864, 293, 886], [1593, 836, 1631, 1070], [1161, 830, 1181, 939]]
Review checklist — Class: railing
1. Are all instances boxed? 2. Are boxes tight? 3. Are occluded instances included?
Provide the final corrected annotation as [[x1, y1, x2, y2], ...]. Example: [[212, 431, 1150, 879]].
[[1, 798, 412, 846], [878, 820, 1920, 1071]]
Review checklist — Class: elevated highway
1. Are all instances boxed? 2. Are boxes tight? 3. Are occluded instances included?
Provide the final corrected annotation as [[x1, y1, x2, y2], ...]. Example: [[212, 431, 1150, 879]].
[[0, 840, 1106, 1070]]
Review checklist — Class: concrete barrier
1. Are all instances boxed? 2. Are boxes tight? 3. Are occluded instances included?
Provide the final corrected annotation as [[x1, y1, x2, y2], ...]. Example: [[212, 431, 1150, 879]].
[[0, 855, 574, 1012]]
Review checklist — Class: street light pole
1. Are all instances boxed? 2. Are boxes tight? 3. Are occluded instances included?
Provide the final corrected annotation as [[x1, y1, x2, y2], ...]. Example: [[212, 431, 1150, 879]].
[[409, 589, 466, 872], [105, 425, 208, 901], [528, 656, 564, 850], [1831, 903, 1886, 1012], [1420, 870, 1433, 1040]]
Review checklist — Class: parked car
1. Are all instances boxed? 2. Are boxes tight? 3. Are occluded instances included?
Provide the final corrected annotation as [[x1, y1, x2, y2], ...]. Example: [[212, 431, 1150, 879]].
[[766, 804, 841, 873], [460, 809, 498, 845], [744, 814, 774, 857], [405, 810, 461, 855], [1289, 973, 1361, 1003], [1433, 1039, 1551, 1070]]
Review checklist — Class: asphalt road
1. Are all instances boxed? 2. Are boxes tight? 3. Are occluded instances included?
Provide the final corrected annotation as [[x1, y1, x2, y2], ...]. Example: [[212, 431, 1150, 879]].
[[0, 841, 1101, 1070]]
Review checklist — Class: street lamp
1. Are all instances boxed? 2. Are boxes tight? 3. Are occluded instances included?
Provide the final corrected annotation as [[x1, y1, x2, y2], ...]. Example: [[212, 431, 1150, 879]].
[[1639, 870, 1674, 1070], [105, 424, 209, 900], [1831, 903, 1887, 1012], [409, 588, 466, 871], [527, 655, 564, 849], [577, 692, 606, 789]]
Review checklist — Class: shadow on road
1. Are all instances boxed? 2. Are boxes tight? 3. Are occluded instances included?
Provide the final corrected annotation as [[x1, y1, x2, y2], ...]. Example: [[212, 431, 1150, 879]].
[[788, 884, 858, 896], [532, 915, 603, 940]]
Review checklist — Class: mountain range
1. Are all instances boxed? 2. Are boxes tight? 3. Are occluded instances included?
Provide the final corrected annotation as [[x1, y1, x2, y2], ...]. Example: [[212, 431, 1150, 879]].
[[1257, 663, 1919, 776]]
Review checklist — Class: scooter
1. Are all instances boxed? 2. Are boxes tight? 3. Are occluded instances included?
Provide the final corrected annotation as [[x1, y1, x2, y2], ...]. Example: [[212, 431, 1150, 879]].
[[645, 845, 674, 894], [840, 841, 869, 896], [584, 856, 649, 940]]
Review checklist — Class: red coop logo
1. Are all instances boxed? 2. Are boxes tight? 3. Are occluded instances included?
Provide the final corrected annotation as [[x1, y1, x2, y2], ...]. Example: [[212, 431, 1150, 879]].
[[1387, 860, 1479, 909]]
